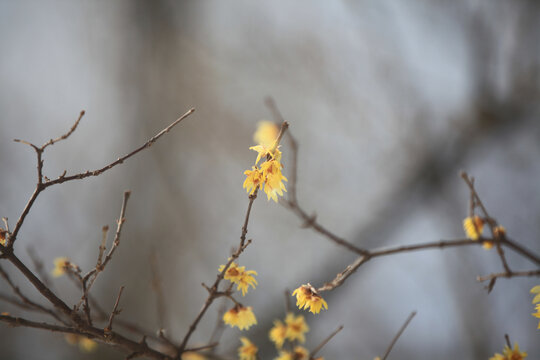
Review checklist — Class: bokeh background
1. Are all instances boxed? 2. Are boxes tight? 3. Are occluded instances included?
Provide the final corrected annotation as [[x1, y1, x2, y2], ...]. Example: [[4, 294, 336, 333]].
[[1, 1, 539, 359]]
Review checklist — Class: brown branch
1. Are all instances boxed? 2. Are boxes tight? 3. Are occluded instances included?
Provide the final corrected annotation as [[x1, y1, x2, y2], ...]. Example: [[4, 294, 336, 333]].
[[42, 110, 85, 150], [151, 251, 167, 330], [105, 286, 125, 333], [44, 108, 195, 187], [309, 325, 343, 359], [461, 172, 512, 274], [0, 314, 170, 359], [178, 191, 258, 354], [476, 269, 540, 282], [76, 191, 131, 312], [0, 265, 65, 324], [317, 239, 479, 292], [284, 200, 369, 256], [6, 108, 194, 248], [380, 311, 417, 360]]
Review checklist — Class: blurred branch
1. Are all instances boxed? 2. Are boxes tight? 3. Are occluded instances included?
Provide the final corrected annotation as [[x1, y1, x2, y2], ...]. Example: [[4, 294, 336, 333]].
[[380, 311, 416, 360]]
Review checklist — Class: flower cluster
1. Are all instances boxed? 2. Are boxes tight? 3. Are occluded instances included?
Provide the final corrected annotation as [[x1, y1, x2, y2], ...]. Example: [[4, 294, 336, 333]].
[[243, 121, 288, 202], [64, 334, 97, 352], [531, 285, 540, 329], [223, 305, 257, 330], [219, 262, 258, 296], [0, 228, 6, 246], [292, 284, 328, 314], [52, 257, 76, 277], [275, 346, 315, 360], [238, 337, 258, 360], [269, 312, 310, 349], [463, 215, 484, 241], [489, 342, 527, 360]]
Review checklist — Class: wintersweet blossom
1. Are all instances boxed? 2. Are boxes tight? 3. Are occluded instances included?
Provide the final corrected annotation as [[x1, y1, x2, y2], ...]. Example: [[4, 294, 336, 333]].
[[269, 319, 287, 349], [292, 284, 328, 314], [533, 304, 540, 329], [64, 334, 97, 352], [238, 337, 258, 360], [0, 228, 6, 246], [218, 262, 258, 296], [244, 121, 288, 202], [254, 121, 279, 149], [284, 312, 309, 343], [260, 159, 288, 202], [243, 167, 264, 195], [463, 215, 484, 240], [182, 352, 206, 360], [531, 285, 540, 304], [52, 257, 71, 277], [223, 305, 257, 330], [276, 346, 309, 360], [489, 342, 527, 360]]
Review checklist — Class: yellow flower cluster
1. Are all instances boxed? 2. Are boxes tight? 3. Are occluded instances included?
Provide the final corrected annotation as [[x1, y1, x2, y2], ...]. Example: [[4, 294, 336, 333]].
[[218, 262, 258, 296], [269, 312, 310, 349], [52, 257, 74, 277], [275, 346, 310, 360], [64, 334, 98, 352], [223, 305, 257, 330], [463, 215, 484, 241], [0, 228, 6, 246], [489, 342, 527, 360], [238, 337, 258, 360], [181, 352, 206, 360], [292, 284, 328, 314], [243, 121, 288, 202], [531, 285, 540, 329]]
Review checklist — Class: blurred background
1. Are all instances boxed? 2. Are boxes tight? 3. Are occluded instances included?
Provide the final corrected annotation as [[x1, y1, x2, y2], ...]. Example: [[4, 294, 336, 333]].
[[0, 1, 539, 359]]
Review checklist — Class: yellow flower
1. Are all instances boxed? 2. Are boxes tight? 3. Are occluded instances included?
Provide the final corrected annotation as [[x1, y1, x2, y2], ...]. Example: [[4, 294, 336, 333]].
[[182, 352, 206, 360], [218, 262, 258, 296], [463, 216, 484, 240], [276, 346, 309, 360], [64, 334, 97, 353], [533, 304, 540, 329], [79, 337, 98, 352], [482, 241, 494, 250], [260, 159, 287, 202], [223, 305, 257, 330], [0, 228, 6, 246], [243, 167, 264, 195], [52, 257, 71, 277], [285, 312, 309, 343], [530, 285, 540, 304], [269, 319, 287, 349], [238, 337, 258, 360], [254, 121, 279, 149], [489, 342, 527, 360], [250, 120, 281, 166], [292, 284, 328, 314]]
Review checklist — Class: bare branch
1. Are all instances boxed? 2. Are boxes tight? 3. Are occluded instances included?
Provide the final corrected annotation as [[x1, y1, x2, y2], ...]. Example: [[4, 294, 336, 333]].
[[178, 191, 258, 353], [477, 269, 540, 283], [105, 286, 125, 333], [381, 311, 417, 360], [309, 325, 343, 359], [42, 110, 85, 150]]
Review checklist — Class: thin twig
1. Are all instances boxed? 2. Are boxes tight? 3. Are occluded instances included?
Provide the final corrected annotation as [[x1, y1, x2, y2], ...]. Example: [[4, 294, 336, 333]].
[[476, 269, 540, 282], [381, 311, 417, 360], [76, 191, 131, 311], [178, 191, 259, 354], [309, 325, 343, 359], [151, 251, 167, 330], [461, 172, 512, 274], [105, 286, 125, 333], [42, 110, 85, 150], [6, 108, 194, 248]]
